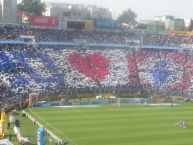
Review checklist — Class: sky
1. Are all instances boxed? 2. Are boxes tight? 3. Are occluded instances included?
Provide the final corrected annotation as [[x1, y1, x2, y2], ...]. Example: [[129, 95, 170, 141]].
[[18, 0, 193, 20], [22, 0, 193, 20]]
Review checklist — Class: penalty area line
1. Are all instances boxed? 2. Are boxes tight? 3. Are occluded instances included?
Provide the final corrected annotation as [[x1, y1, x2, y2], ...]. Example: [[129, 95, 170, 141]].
[[71, 107, 91, 119]]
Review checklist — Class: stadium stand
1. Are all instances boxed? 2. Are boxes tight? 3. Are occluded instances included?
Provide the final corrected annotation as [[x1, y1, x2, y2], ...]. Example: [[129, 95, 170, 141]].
[[1, 26, 193, 104], [0, 25, 193, 46]]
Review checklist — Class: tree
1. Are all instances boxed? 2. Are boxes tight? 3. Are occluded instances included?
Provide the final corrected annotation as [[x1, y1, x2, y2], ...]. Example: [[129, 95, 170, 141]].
[[18, 0, 46, 17], [117, 9, 137, 27]]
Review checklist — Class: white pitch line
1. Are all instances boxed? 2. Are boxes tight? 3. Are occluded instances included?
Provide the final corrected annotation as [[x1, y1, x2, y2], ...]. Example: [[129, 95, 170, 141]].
[[28, 109, 78, 145], [71, 107, 91, 119]]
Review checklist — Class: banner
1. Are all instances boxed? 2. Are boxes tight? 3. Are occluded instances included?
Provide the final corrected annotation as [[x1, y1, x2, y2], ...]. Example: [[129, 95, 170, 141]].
[[30, 16, 57, 27], [95, 19, 121, 29], [37, 128, 44, 145], [67, 21, 85, 29], [84, 21, 94, 29], [33, 101, 109, 107], [58, 20, 67, 29], [168, 31, 193, 36]]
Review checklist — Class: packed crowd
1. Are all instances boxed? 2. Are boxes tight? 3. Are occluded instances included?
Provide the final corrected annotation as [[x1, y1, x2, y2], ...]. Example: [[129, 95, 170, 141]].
[[1, 44, 193, 104], [1, 25, 193, 46]]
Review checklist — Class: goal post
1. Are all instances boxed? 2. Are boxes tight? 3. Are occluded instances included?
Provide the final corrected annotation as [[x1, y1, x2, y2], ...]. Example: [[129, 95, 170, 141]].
[[29, 93, 39, 107]]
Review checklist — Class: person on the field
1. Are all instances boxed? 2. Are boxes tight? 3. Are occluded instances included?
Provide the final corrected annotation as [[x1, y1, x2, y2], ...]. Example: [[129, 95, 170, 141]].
[[176, 120, 188, 128]]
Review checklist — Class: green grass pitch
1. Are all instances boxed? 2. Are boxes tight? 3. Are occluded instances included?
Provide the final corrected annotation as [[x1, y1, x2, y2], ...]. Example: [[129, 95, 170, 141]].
[[24, 104, 193, 145]]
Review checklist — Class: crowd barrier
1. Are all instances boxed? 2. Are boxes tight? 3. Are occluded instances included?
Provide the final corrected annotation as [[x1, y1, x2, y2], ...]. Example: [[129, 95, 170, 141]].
[[22, 110, 65, 144], [13, 126, 30, 145]]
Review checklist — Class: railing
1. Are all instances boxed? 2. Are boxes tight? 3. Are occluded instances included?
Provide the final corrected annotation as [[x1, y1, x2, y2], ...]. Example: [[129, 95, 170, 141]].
[[0, 139, 14, 145], [0, 40, 184, 50], [22, 110, 65, 144]]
